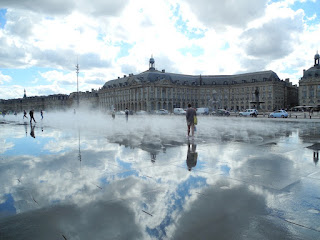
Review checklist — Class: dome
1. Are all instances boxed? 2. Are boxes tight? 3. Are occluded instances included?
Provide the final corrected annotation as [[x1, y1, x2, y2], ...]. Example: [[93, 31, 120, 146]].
[[149, 57, 155, 64], [315, 52, 320, 59]]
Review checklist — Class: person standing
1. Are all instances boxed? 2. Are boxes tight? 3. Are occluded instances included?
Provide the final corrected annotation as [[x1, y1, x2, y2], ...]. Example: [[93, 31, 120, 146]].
[[125, 108, 129, 122], [40, 110, 43, 119], [186, 104, 196, 138], [112, 108, 115, 119], [29, 109, 36, 123]]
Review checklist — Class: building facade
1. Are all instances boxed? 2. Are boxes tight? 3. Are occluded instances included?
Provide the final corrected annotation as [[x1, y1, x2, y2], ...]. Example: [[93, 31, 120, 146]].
[[299, 53, 320, 107], [0, 57, 299, 113], [98, 57, 298, 112]]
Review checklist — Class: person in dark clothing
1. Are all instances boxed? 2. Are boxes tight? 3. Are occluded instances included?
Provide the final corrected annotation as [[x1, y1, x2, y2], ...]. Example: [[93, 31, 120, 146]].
[[40, 110, 43, 119], [125, 108, 129, 122], [23, 110, 28, 119], [112, 108, 115, 119], [29, 109, 36, 123], [186, 104, 196, 137]]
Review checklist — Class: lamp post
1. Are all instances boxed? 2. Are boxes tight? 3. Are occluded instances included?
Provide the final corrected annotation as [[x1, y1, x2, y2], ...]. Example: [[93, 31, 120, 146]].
[[76, 63, 79, 107]]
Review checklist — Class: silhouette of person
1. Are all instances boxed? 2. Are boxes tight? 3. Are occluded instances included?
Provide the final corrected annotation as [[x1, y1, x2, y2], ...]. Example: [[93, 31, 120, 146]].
[[23, 110, 28, 119], [125, 108, 129, 122], [29, 109, 36, 123], [30, 124, 35, 138], [313, 151, 319, 165], [24, 122, 28, 136], [40, 110, 43, 119], [112, 108, 115, 119], [151, 152, 156, 163], [186, 140, 198, 171], [186, 104, 196, 138]]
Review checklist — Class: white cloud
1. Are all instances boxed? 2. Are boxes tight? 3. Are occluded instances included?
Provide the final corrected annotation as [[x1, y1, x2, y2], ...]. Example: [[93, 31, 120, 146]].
[[0, 71, 12, 84], [0, 0, 319, 99], [181, 0, 268, 30]]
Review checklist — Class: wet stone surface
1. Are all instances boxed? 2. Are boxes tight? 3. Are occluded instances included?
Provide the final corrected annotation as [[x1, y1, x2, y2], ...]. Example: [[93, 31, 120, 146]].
[[0, 112, 320, 240]]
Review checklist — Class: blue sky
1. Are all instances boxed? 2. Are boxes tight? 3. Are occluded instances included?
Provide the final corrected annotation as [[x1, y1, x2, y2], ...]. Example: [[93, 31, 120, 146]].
[[0, 0, 319, 99]]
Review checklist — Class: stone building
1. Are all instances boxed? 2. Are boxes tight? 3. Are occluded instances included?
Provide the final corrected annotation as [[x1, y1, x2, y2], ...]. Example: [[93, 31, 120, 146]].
[[0, 93, 69, 113], [0, 57, 299, 113], [98, 57, 298, 112], [299, 52, 320, 107]]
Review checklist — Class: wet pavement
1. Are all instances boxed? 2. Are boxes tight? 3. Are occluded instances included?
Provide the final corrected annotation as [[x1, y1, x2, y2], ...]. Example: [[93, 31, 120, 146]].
[[1, 112, 320, 240]]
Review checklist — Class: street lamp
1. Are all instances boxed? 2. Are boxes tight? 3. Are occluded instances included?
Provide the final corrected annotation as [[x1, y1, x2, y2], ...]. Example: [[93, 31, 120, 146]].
[[76, 62, 79, 107]]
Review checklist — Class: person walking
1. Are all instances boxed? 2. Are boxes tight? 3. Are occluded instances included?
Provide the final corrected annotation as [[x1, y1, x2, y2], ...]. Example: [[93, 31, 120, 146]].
[[23, 110, 28, 119], [186, 104, 196, 138], [29, 109, 36, 123], [40, 110, 43, 119], [125, 108, 129, 122], [112, 108, 115, 119]]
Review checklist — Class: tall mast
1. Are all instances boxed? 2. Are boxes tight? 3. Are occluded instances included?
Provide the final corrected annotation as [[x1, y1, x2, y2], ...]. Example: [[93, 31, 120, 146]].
[[76, 59, 79, 107]]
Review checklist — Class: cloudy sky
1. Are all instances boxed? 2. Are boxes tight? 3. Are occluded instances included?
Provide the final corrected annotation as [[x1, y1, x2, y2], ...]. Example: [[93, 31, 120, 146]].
[[0, 0, 319, 99]]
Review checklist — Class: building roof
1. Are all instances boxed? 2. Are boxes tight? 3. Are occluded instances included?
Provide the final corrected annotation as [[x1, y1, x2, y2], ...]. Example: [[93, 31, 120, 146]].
[[103, 68, 281, 88], [302, 65, 320, 79]]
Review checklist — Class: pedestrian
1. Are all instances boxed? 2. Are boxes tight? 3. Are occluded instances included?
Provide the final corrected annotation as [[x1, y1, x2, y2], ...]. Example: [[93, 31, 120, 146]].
[[29, 109, 36, 123], [112, 108, 115, 119], [40, 110, 43, 119], [186, 103, 197, 138], [125, 108, 129, 122], [23, 110, 28, 119]]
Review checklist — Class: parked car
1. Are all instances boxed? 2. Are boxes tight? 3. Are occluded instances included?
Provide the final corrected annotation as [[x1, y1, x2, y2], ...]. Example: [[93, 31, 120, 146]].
[[269, 110, 288, 118], [213, 109, 230, 116], [196, 107, 209, 115], [155, 109, 169, 115], [173, 108, 186, 115], [136, 110, 148, 115], [239, 109, 258, 117], [116, 111, 125, 115]]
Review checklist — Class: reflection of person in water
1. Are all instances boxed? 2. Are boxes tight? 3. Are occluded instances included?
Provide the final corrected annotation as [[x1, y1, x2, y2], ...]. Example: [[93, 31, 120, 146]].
[[151, 152, 156, 163], [24, 122, 28, 136], [186, 141, 198, 171], [313, 151, 319, 165], [30, 124, 35, 138]]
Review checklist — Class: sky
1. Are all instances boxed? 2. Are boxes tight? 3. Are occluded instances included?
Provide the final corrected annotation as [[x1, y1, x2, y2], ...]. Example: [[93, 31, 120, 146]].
[[0, 0, 319, 100]]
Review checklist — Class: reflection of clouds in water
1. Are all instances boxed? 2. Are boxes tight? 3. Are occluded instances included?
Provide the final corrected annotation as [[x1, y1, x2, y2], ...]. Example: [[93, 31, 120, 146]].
[[0, 200, 143, 240], [0, 140, 14, 154], [168, 180, 299, 240], [1, 115, 320, 238]]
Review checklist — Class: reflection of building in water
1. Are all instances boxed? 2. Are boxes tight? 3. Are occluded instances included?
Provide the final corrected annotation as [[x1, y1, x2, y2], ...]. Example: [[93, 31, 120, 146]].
[[186, 141, 198, 171]]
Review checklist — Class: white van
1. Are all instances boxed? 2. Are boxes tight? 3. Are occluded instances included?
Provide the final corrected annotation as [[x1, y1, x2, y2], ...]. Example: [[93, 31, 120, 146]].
[[173, 108, 186, 115]]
